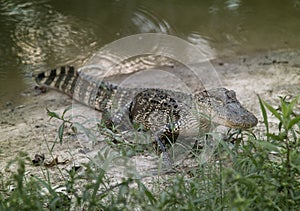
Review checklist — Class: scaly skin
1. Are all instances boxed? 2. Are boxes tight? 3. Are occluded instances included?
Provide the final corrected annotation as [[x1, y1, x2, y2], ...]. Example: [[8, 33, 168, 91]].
[[35, 65, 258, 166]]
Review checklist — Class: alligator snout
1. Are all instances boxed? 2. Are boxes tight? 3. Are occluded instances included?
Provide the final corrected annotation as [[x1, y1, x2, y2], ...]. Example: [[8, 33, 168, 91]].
[[223, 103, 258, 129]]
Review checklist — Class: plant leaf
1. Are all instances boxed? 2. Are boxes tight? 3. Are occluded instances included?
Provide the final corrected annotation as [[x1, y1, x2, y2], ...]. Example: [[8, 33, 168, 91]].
[[256, 140, 281, 153], [138, 182, 157, 204], [58, 123, 65, 144], [287, 94, 300, 116], [47, 108, 61, 120], [258, 95, 269, 138], [281, 98, 289, 118], [287, 116, 300, 130], [62, 105, 73, 119], [263, 100, 282, 121]]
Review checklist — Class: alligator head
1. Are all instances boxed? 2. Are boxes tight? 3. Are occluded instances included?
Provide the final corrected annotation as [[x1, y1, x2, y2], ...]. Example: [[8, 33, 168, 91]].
[[195, 88, 258, 129]]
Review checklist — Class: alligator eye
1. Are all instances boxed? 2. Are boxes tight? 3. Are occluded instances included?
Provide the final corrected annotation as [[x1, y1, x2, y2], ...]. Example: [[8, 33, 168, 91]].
[[199, 97, 205, 101], [227, 90, 236, 99]]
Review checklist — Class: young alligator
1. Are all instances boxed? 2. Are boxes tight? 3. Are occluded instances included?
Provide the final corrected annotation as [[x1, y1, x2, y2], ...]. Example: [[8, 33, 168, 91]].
[[34, 65, 258, 166]]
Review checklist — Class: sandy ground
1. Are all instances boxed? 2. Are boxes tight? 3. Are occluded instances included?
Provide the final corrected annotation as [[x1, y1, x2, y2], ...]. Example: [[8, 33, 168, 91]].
[[0, 50, 299, 184]]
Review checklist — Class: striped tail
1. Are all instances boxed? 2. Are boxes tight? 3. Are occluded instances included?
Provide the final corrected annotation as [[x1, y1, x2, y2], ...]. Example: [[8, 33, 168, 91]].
[[34, 66, 78, 97], [34, 66, 119, 111]]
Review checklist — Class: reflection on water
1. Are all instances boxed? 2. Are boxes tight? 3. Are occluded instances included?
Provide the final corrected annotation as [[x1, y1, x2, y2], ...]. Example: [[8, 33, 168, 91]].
[[224, 0, 241, 10], [1, 0, 300, 107], [12, 1, 98, 68], [0, 0, 99, 107]]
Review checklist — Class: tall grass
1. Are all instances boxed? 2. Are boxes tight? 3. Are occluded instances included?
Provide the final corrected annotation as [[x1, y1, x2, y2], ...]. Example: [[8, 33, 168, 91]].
[[0, 95, 299, 210]]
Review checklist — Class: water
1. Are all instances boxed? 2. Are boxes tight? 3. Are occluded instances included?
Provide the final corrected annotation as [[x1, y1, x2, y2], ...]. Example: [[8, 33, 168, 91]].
[[1, 0, 300, 107]]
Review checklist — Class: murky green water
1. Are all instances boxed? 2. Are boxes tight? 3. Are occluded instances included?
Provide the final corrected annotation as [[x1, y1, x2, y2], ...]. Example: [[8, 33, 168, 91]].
[[1, 0, 300, 106]]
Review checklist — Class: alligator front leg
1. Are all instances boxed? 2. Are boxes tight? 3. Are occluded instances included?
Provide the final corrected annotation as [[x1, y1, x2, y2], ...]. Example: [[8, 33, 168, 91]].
[[152, 122, 180, 168], [153, 115, 205, 168]]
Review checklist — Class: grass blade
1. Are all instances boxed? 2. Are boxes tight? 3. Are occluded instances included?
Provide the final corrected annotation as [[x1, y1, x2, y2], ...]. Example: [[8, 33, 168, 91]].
[[263, 100, 282, 121], [258, 95, 269, 138]]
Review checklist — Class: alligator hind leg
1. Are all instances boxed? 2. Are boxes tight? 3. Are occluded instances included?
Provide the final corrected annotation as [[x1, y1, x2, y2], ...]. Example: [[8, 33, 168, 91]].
[[98, 102, 147, 145]]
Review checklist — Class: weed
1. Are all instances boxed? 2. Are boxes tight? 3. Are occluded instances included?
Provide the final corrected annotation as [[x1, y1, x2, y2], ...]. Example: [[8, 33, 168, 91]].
[[0, 95, 299, 210]]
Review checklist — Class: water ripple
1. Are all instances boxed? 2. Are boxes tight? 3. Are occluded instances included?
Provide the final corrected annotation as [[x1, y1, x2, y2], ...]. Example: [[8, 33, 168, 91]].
[[132, 7, 174, 34], [187, 32, 216, 60]]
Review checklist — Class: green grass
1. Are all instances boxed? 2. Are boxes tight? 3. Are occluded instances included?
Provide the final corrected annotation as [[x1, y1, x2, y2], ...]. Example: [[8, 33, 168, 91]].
[[1, 95, 299, 210]]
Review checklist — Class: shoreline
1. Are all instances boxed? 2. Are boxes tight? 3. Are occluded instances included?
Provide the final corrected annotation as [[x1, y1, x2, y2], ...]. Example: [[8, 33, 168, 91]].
[[0, 49, 299, 181]]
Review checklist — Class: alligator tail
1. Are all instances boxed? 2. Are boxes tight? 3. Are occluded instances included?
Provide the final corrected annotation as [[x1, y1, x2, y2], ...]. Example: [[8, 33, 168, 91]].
[[34, 66, 78, 97], [34, 66, 119, 111]]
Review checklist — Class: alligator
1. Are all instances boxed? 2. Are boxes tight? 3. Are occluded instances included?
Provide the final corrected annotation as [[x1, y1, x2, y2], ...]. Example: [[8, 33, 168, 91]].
[[34, 62, 258, 167]]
